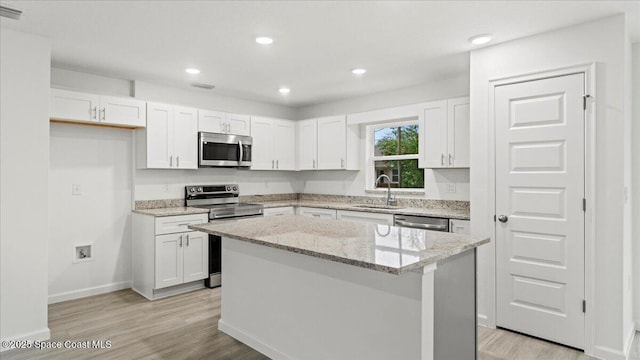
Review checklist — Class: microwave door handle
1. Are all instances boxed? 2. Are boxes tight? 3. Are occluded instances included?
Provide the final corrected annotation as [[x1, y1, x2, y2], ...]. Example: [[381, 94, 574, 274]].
[[238, 140, 243, 164]]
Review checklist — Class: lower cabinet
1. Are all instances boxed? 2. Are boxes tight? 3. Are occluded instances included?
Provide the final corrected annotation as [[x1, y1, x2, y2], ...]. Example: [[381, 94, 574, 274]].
[[336, 210, 394, 225], [263, 206, 296, 217], [449, 219, 470, 234], [296, 207, 337, 219], [133, 213, 209, 300]]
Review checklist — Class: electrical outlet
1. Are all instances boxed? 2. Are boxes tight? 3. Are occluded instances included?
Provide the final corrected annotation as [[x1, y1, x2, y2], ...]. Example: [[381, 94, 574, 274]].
[[72, 184, 82, 196], [447, 184, 456, 193], [163, 183, 169, 193]]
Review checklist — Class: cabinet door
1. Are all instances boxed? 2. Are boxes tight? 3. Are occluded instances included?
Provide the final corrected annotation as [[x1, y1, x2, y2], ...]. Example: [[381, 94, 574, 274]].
[[449, 219, 470, 235], [227, 113, 251, 136], [182, 231, 209, 283], [155, 233, 184, 289], [173, 106, 198, 169], [50, 88, 100, 123], [419, 100, 448, 168], [447, 97, 470, 168], [100, 96, 146, 127], [317, 115, 347, 170], [297, 207, 337, 219], [146, 102, 173, 169], [273, 119, 296, 170], [336, 210, 394, 225], [198, 109, 225, 133], [250, 117, 274, 170], [297, 119, 318, 170]]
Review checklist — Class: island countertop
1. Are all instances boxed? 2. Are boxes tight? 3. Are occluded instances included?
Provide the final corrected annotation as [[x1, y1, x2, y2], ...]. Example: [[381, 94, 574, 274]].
[[189, 215, 489, 274]]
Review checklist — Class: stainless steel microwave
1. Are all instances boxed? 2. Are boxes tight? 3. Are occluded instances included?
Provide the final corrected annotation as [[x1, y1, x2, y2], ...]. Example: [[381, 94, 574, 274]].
[[198, 132, 252, 168]]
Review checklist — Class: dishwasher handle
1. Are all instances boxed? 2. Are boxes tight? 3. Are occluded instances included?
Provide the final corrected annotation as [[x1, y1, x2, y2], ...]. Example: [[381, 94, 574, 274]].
[[395, 219, 448, 231]]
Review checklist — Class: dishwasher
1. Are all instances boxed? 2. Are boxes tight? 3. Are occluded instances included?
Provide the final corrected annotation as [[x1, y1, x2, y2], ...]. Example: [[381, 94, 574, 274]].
[[394, 214, 449, 232], [393, 213, 476, 359]]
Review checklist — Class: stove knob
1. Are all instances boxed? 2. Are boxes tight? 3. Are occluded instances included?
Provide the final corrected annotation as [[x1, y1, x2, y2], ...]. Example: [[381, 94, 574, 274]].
[[226, 185, 231, 192], [189, 187, 196, 193], [232, 186, 238, 191], [197, 187, 203, 192]]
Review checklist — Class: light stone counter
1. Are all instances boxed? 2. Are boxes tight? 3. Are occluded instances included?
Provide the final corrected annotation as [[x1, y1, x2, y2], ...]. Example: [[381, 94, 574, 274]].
[[253, 199, 471, 220], [189, 214, 488, 274], [132, 207, 209, 217]]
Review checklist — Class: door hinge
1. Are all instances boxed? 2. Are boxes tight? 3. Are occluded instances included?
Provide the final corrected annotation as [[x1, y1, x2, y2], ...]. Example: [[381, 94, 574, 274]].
[[582, 300, 586, 313], [583, 198, 586, 212], [583, 94, 591, 110]]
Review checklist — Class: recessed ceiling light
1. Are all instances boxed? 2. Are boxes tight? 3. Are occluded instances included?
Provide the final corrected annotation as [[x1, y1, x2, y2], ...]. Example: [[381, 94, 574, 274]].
[[256, 37, 274, 45], [352, 68, 367, 75], [469, 34, 492, 45], [185, 68, 200, 75], [278, 87, 291, 94]]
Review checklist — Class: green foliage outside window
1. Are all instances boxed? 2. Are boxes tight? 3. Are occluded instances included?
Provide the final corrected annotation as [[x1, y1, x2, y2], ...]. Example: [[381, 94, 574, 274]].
[[374, 125, 424, 189]]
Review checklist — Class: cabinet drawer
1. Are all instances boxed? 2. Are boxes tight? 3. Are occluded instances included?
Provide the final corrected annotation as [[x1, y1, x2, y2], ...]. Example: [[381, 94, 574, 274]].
[[336, 210, 394, 225], [155, 214, 208, 235], [264, 206, 295, 217], [297, 207, 337, 219], [449, 219, 470, 235]]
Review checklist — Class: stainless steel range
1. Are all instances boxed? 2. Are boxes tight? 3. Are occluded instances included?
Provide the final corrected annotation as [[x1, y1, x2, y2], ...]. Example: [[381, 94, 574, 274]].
[[185, 184, 263, 287]]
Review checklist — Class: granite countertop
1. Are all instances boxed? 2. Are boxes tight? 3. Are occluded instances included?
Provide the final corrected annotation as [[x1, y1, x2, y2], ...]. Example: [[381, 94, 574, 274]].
[[132, 207, 209, 217], [255, 200, 471, 220], [189, 215, 488, 274]]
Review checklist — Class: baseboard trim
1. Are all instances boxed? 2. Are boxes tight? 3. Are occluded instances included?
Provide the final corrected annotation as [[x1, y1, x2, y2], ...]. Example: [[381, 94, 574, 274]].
[[477, 313, 489, 327], [0, 327, 50, 352], [48, 281, 132, 304], [218, 319, 293, 360], [592, 337, 633, 360]]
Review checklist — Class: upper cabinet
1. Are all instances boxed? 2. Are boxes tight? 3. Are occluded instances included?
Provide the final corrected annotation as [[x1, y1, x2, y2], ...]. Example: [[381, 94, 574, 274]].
[[250, 116, 296, 171], [50, 88, 146, 128], [419, 97, 469, 168], [198, 109, 250, 136], [298, 115, 359, 171], [137, 102, 198, 169]]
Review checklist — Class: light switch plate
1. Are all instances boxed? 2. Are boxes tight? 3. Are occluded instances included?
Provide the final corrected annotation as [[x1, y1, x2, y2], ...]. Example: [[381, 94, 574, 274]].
[[72, 184, 82, 195]]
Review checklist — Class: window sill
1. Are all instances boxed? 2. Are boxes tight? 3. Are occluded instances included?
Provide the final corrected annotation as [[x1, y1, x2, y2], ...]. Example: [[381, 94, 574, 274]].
[[365, 189, 425, 196]]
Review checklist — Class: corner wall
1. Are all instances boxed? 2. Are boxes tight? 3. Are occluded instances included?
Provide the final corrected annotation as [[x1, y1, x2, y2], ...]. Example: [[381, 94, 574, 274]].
[[470, 14, 632, 358], [0, 29, 51, 349]]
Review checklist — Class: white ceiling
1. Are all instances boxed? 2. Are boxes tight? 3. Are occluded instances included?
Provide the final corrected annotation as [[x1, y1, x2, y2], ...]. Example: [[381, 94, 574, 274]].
[[1, 1, 638, 108]]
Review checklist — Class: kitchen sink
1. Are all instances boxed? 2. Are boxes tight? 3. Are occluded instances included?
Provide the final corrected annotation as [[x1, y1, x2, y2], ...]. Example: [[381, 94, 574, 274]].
[[353, 204, 404, 210]]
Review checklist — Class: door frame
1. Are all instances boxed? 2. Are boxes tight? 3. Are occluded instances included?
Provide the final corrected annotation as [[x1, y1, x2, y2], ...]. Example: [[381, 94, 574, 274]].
[[486, 63, 596, 353]]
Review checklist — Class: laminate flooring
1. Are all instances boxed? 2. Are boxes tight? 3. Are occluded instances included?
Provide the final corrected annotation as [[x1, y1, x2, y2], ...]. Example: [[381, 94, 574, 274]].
[[1, 288, 604, 360]]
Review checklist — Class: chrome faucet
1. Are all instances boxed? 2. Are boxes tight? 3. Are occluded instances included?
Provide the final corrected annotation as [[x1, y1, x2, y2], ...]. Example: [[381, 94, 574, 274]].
[[375, 174, 396, 206]]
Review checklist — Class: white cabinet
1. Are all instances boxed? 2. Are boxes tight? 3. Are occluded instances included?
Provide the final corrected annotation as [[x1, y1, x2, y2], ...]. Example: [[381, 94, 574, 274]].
[[137, 102, 198, 169], [419, 97, 469, 168], [263, 207, 296, 217], [298, 115, 359, 171], [336, 210, 394, 225], [133, 213, 209, 300], [449, 219, 470, 235], [198, 110, 250, 136], [250, 116, 296, 170], [50, 88, 146, 128], [297, 207, 337, 219]]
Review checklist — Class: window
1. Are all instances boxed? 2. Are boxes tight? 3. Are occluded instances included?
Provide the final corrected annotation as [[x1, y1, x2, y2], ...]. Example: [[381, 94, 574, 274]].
[[367, 121, 424, 190]]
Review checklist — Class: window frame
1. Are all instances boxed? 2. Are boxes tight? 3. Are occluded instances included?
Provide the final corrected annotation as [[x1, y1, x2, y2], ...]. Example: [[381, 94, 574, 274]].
[[365, 119, 424, 193]]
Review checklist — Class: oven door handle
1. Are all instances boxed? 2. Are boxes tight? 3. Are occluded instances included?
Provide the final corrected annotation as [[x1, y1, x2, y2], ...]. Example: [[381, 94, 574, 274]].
[[238, 140, 243, 164], [394, 219, 447, 231]]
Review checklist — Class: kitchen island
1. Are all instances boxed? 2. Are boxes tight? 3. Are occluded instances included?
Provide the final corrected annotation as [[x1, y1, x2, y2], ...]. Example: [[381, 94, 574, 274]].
[[190, 215, 489, 360]]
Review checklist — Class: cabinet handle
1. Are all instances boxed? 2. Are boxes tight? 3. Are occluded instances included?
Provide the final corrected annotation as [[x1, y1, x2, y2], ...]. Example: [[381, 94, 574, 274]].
[[170, 155, 173, 167], [186, 234, 189, 247], [448, 154, 453, 166], [179, 234, 183, 247], [100, 108, 105, 120], [177, 156, 180, 168], [341, 158, 345, 168], [276, 160, 279, 169], [91, 106, 97, 119], [441, 154, 445, 166], [313, 159, 316, 169], [272, 160, 275, 169]]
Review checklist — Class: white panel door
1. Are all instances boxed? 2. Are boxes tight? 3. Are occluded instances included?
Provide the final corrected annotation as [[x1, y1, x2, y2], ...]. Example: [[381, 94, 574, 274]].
[[250, 117, 275, 170], [155, 233, 184, 289], [448, 97, 470, 168], [146, 102, 173, 169], [182, 231, 209, 283], [273, 119, 296, 170], [172, 106, 198, 169], [419, 100, 447, 168], [495, 73, 585, 349], [227, 113, 251, 136], [317, 115, 346, 170], [50, 88, 100, 123], [100, 96, 146, 127], [198, 109, 225, 133], [297, 119, 318, 170]]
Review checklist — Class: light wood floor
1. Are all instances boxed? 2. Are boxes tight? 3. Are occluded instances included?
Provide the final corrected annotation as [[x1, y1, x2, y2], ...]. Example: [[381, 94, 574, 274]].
[[2, 288, 601, 360]]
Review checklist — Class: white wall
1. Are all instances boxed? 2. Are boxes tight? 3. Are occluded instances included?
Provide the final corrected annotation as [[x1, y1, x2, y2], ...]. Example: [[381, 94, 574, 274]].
[[296, 75, 471, 201], [48, 123, 134, 303], [470, 14, 633, 359], [633, 41, 640, 329], [0, 29, 51, 348]]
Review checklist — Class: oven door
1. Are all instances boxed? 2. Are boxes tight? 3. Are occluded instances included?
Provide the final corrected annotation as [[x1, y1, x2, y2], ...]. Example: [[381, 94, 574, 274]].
[[199, 132, 252, 167]]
